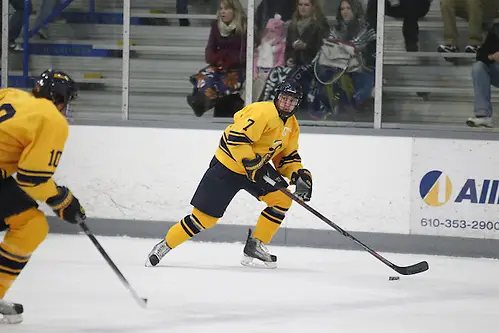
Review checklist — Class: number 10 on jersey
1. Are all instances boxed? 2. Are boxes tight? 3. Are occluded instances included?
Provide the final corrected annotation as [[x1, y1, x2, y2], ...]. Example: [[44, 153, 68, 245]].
[[49, 150, 63, 167]]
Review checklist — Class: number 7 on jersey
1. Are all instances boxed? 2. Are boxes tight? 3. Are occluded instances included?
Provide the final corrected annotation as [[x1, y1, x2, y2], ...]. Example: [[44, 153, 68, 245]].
[[243, 119, 255, 131]]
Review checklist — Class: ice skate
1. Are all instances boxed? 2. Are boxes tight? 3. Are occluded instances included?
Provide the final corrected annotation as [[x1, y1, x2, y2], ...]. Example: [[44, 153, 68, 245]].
[[0, 299, 23, 324], [241, 229, 277, 269], [145, 239, 171, 267]]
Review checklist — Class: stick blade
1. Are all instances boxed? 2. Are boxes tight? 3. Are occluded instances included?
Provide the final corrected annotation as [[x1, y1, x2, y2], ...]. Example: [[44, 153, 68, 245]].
[[394, 261, 429, 275]]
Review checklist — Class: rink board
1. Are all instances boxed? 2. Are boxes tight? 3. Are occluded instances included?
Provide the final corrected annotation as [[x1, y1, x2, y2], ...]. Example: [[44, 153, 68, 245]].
[[47, 216, 499, 258], [41, 125, 499, 258]]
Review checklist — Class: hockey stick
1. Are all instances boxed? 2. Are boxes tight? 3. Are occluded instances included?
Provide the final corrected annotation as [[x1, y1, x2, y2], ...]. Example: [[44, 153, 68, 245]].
[[263, 175, 429, 276], [77, 217, 148, 308]]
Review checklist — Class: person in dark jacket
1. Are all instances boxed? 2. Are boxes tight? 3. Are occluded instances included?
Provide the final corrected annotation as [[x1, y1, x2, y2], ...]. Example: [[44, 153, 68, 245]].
[[466, 22, 499, 128], [366, 0, 431, 51], [285, 0, 329, 68], [187, 0, 247, 118], [307, 0, 377, 119], [256, 0, 329, 105]]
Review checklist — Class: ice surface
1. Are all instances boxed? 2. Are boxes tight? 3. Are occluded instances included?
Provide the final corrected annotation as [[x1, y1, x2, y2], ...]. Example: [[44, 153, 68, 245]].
[[5, 234, 499, 333]]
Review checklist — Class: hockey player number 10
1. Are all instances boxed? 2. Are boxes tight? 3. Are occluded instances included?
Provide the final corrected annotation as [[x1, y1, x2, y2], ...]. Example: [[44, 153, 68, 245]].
[[0, 103, 62, 168], [0, 103, 16, 123]]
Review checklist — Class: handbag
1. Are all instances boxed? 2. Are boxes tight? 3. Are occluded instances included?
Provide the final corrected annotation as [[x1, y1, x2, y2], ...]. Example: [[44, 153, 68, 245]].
[[313, 38, 363, 85]]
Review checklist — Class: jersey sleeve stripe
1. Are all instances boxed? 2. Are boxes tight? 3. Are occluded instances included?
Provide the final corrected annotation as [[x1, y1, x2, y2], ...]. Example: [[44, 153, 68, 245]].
[[228, 131, 253, 143], [278, 152, 302, 168], [227, 134, 252, 145], [218, 134, 237, 161], [278, 158, 301, 167], [16, 172, 51, 186], [17, 168, 54, 176]]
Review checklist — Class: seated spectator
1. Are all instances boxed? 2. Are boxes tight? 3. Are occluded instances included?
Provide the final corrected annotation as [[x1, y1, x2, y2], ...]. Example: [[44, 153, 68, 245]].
[[438, 0, 499, 54], [307, 0, 376, 119], [186, 0, 246, 118], [286, 0, 329, 69], [467, 22, 499, 128], [258, 0, 329, 102], [366, 0, 431, 51], [252, 14, 286, 100], [33, 0, 63, 40], [1, 0, 32, 51]]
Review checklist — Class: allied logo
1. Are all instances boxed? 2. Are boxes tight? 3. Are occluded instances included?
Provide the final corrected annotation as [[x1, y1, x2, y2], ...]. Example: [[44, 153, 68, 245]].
[[419, 170, 452, 207], [420, 170, 499, 206]]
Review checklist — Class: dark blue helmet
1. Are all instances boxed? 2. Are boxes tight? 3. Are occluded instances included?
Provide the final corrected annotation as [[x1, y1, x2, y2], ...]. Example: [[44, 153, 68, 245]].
[[274, 80, 303, 120], [32, 69, 78, 114]]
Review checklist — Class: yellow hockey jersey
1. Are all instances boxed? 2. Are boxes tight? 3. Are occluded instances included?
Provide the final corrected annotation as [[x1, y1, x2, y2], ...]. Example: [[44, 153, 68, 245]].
[[0, 88, 69, 202], [214, 101, 303, 179]]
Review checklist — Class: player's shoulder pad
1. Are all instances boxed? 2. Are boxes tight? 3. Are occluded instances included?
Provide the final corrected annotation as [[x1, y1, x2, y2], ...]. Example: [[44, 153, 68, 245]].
[[236, 102, 272, 122], [253, 101, 275, 119], [37, 99, 69, 132]]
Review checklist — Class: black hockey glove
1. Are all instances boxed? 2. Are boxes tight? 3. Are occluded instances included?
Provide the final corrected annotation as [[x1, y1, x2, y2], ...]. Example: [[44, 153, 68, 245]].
[[46, 186, 86, 224], [291, 169, 312, 201], [242, 156, 287, 191]]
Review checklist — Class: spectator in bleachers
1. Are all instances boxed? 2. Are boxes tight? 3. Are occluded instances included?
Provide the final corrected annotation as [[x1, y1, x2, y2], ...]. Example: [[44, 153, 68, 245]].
[[438, 0, 499, 54], [187, 0, 247, 118], [1, 0, 32, 51], [252, 14, 287, 100], [176, 0, 190, 26], [467, 21, 499, 128], [366, 0, 432, 51], [307, 0, 376, 119], [286, 0, 329, 69], [33, 0, 63, 40], [258, 0, 329, 102]]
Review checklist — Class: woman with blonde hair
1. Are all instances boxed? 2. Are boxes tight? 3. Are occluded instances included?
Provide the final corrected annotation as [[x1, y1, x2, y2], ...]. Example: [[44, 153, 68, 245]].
[[187, 0, 247, 118]]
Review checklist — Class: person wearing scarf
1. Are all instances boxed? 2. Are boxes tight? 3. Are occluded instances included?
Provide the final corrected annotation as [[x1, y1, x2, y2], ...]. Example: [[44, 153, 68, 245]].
[[257, 0, 329, 107], [308, 0, 377, 119], [187, 0, 247, 118]]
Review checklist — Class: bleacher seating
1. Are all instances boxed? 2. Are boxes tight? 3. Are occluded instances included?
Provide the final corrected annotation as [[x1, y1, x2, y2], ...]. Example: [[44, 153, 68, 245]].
[[5, 0, 499, 128], [382, 1, 499, 127]]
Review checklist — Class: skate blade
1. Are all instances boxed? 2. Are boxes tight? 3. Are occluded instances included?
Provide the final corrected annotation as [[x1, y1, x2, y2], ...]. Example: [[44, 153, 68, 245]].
[[0, 314, 23, 324], [145, 256, 158, 267], [240, 255, 277, 269]]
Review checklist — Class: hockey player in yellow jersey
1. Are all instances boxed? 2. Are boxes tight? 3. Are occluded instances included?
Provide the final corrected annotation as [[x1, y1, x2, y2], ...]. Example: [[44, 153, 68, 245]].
[[0, 70, 86, 324], [146, 81, 313, 269]]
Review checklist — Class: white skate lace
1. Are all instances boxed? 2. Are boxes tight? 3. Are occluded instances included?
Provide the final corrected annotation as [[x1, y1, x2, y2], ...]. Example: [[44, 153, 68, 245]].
[[255, 240, 273, 260]]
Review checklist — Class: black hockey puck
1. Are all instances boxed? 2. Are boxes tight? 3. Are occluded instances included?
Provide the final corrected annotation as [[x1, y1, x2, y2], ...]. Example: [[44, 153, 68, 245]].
[[389, 276, 400, 281]]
